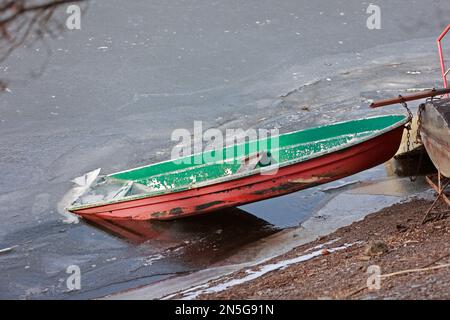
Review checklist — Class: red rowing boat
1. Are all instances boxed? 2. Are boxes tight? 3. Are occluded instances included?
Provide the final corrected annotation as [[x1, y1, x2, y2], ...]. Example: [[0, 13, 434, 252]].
[[66, 115, 408, 220]]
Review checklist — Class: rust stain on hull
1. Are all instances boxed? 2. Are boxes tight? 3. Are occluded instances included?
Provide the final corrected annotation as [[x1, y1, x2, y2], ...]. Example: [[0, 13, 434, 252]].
[[169, 207, 184, 215], [195, 201, 225, 211]]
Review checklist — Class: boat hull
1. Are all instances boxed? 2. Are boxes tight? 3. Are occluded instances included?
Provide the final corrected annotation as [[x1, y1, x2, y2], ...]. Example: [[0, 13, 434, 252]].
[[420, 99, 450, 177], [71, 126, 404, 220]]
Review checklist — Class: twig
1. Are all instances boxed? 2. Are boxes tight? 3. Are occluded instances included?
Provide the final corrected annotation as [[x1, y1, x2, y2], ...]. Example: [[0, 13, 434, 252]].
[[343, 285, 367, 299], [380, 263, 450, 278], [343, 260, 450, 299], [421, 252, 450, 269]]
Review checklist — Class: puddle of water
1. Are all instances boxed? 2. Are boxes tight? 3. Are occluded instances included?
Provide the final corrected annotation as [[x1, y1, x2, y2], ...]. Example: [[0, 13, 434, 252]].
[[241, 165, 389, 227], [241, 188, 329, 228]]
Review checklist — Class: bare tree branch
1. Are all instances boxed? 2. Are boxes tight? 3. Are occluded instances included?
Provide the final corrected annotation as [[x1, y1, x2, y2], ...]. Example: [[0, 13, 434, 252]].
[[0, 0, 87, 91]]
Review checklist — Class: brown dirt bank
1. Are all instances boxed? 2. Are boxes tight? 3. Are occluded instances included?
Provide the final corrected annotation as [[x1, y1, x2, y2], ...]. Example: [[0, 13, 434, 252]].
[[193, 198, 450, 300]]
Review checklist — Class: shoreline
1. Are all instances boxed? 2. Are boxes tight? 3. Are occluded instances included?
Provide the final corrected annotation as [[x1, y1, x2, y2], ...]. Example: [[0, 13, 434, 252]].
[[177, 198, 450, 300], [106, 176, 440, 300]]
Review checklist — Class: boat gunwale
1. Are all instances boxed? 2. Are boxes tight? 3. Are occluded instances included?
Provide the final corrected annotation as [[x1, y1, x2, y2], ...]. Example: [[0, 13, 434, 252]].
[[68, 113, 409, 211]]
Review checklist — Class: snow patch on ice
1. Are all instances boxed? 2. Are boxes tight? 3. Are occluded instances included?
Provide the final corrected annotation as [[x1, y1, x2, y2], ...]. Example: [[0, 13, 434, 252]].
[[319, 180, 361, 192], [143, 254, 164, 266], [304, 238, 340, 252]]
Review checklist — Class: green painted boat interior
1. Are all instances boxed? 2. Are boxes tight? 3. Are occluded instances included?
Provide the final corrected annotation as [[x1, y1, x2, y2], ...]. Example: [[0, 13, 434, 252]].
[[108, 115, 407, 192]]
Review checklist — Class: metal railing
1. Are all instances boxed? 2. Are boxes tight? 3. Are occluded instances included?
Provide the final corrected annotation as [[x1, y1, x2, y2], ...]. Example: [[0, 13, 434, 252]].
[[437, 24, 450, 92]]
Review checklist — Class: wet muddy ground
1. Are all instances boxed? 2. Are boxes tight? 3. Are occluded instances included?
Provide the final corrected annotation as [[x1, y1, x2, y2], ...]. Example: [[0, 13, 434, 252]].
[[1, 1, 449, 299]]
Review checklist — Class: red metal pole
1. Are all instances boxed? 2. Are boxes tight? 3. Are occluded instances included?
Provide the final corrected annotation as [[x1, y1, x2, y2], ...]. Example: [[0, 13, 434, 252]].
[[437, 24, 450, 96], [370, 88, 450, 108]]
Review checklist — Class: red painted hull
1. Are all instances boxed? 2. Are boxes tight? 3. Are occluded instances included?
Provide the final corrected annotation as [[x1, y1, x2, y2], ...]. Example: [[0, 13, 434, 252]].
[[71, 126, 404, 221]]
